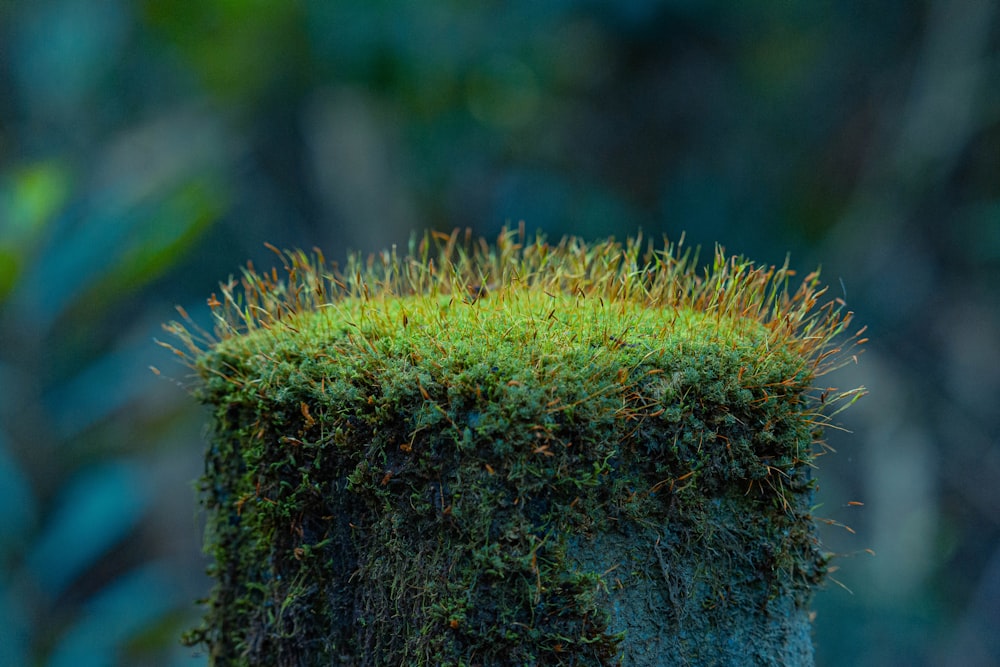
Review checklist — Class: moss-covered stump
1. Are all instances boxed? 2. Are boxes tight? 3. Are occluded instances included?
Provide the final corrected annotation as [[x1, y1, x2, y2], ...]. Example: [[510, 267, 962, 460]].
[[166, 230, 865, 666]]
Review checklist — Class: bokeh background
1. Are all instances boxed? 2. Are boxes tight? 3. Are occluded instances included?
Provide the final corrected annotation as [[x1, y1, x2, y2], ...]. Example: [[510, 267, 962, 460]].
[[1, 1, 998, 665]]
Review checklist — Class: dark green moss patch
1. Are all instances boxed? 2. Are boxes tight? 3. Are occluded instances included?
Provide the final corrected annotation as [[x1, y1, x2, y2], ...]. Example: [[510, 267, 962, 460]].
[[167, 230, 864, 666]]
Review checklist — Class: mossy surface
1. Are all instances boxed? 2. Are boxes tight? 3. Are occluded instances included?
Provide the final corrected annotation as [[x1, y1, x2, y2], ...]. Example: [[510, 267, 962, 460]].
[[167, 230, 864, 666]]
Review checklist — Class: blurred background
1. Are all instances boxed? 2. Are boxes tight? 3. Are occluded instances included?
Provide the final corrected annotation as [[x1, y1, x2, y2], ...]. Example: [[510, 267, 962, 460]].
[[1, 1, 997, 665]]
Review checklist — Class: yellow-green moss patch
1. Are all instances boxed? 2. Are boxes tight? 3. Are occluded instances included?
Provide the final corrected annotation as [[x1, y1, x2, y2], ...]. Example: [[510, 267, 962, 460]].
[[166, 229, 864, 666]]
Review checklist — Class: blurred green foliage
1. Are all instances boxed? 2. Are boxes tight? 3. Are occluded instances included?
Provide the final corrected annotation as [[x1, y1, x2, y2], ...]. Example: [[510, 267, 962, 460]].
[[1, 0, 998, 665]]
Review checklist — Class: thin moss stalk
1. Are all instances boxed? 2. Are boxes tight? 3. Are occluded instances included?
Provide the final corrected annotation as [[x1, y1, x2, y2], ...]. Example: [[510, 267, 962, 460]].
[[164, 228, 865, 666]]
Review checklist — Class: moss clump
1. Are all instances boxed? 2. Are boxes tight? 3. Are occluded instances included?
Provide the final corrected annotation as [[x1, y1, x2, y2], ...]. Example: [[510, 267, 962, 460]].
[[165, 229, 865, 666]]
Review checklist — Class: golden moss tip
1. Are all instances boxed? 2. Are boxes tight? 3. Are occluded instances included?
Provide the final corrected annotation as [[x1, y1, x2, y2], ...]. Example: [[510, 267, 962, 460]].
[[159, 226, 866, 425]]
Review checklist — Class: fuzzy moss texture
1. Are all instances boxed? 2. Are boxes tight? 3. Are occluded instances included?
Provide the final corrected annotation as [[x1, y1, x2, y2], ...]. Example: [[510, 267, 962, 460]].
[[165, 229, 865, 666]]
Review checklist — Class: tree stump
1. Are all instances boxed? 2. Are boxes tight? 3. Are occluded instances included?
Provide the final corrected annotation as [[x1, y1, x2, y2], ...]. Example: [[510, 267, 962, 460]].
[[168, 230, 864, 666]]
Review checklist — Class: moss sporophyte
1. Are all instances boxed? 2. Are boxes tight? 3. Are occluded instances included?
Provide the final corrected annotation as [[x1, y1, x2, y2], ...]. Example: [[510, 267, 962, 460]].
[[162, 228, 866, 666]]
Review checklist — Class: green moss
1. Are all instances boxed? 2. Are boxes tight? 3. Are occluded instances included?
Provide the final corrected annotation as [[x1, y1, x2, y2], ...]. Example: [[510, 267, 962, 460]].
[[167, 229, 865, 666]]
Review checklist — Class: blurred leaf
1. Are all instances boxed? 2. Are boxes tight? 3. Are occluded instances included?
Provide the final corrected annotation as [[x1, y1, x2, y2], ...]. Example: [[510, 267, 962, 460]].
[[30, 461, 150, 598], [0, 161, 71, 301], [0, 586, 30, 667], [17, 178, 222, 331], [10, 0, 130, 116], [0, 434, 38, 563], [0, 161, 70, 238], [103, 180, 223, 294], [466, 55, 541, 130], [46, 563, 180, 667], [0, 249, 17, 304], [43, 338, 168, 440], [142, 0, 305, 102], [955, 199, 1000, 264]]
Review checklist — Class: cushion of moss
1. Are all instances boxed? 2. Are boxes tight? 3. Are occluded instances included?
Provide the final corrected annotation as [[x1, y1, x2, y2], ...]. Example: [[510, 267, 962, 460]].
[[190, 289, 822, 665]]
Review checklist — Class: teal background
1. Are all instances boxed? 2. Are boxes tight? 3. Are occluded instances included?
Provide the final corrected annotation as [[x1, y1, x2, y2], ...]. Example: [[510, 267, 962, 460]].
[[1, 1, 997, 665]]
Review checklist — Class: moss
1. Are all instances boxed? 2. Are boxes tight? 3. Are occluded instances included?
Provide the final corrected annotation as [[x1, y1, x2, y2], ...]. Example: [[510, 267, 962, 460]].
[[167, 229, 865, 666]]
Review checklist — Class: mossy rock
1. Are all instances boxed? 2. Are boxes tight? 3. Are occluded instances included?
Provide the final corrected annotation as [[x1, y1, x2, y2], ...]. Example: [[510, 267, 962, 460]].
[[166, 230, 864, 666]]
